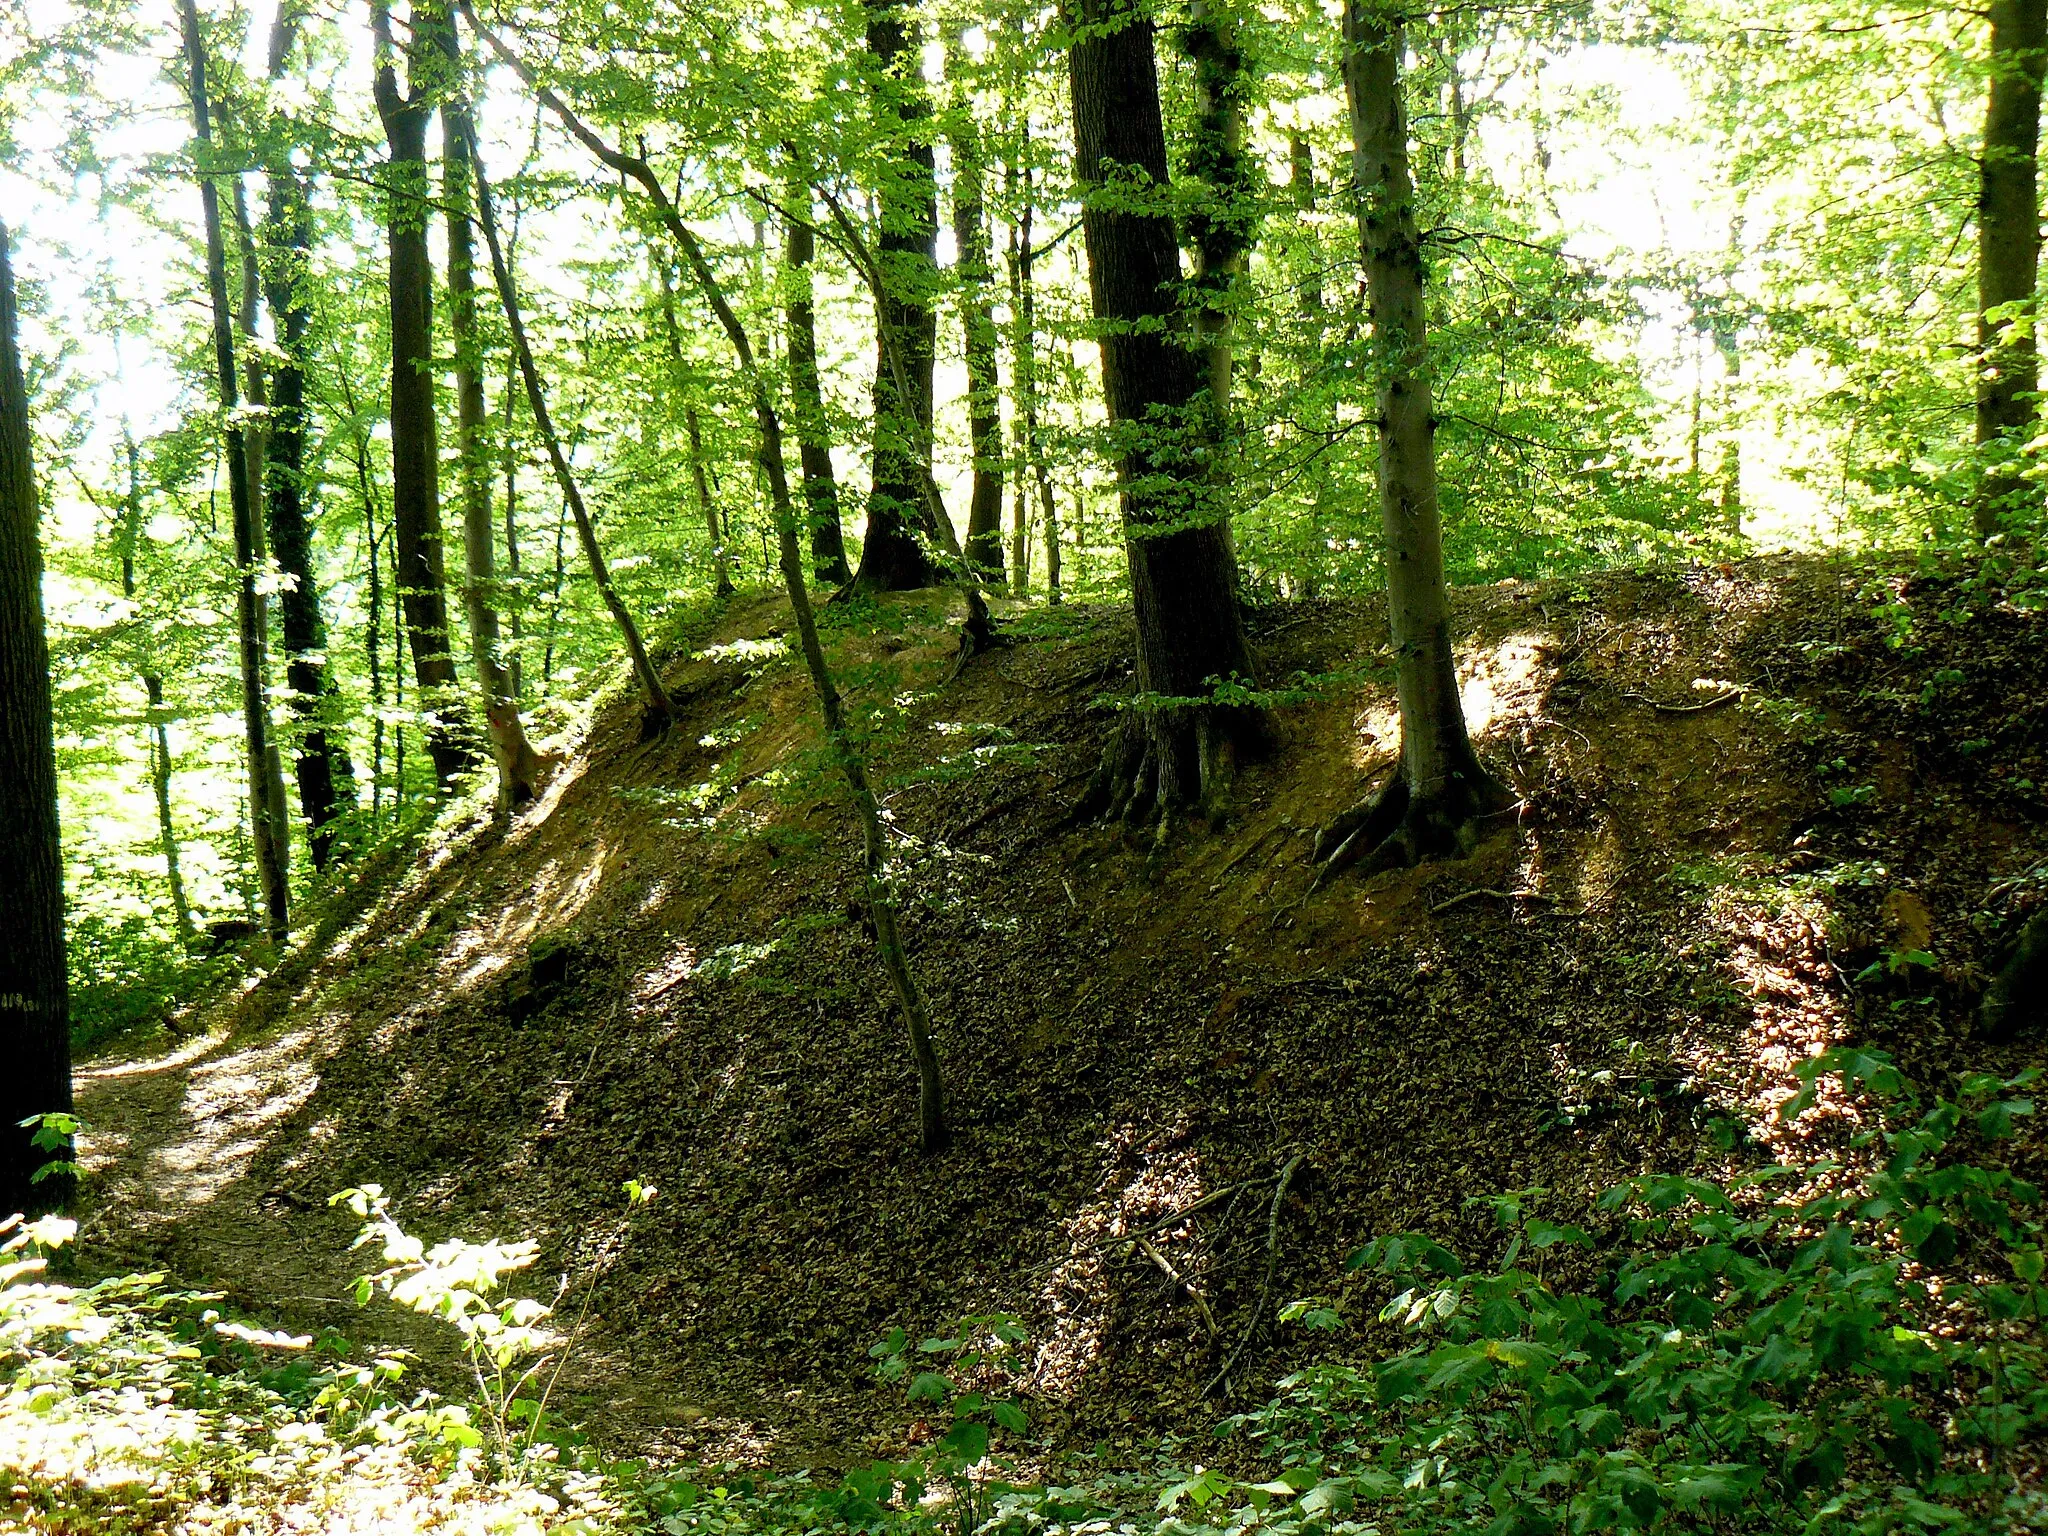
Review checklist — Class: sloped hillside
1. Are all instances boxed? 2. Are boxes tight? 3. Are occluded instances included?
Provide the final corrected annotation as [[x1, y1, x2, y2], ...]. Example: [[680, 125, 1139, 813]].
[[73, 553, 2048, 1466]]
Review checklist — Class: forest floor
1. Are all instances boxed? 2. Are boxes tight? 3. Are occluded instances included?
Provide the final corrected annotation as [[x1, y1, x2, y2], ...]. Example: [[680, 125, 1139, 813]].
[[68, 550, 2048, 1471]]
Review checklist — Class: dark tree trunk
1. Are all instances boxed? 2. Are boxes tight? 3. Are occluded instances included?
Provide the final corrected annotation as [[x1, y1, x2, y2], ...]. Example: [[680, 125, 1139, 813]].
[[443, 43, 541, 809], [373, 0, 476, 793], [1290, 132, 1321, 318], [1977, 0, 2048, 538], [1006, 142, 1061, 601], [1068, 0, 1262, 829], [260, 4, 356, 864], [783, 197, 851, 584], [946, 26, 1005, 584], [850, 0, 941, 591], [1314, 0, 1507, 882], [466, 119, 675, 724], [182, 0, 289, 940], [0, 222, 73, 1216]]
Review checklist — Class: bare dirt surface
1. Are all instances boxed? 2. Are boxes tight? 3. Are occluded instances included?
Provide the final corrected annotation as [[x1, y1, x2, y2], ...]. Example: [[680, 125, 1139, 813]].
[[73, 553, 2048, 1471]]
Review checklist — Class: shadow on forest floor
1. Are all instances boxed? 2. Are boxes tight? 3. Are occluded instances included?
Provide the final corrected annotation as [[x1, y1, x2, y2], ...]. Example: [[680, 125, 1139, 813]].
[[74, 552, 2048, 1467]]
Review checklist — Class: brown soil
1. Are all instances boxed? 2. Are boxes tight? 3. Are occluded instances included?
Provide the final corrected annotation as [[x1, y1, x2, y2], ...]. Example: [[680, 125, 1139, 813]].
[[73, 552, 2048, 1469]]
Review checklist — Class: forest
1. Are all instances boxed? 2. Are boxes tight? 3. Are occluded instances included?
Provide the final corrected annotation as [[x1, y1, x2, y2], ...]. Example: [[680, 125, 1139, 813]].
[[3, 0, 2048, 1525]]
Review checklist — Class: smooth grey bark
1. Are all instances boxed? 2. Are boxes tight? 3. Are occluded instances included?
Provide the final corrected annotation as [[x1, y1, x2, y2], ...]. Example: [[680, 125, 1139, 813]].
[[0, 220, 74, 1216], [1976, 0, 2048, 537], [1182, 0, 1255, 425], [945, 25, 1005, 584], [181, 0, 289, 941], [1315, 0, 1506, 882]]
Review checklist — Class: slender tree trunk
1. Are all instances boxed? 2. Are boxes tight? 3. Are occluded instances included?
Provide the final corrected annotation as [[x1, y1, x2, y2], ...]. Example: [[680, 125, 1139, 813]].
[[228, 178, 295, 884], [120, 436, 197, 946], [656, 261, 736, 597], [946, 26, 1006, 584], [1977, 0, 2047, 538], [1006, 148, 1062, 602], [684, 403, 733, 598], [474, 21, 950, 1150], [783, 192, 851, 584], [1290, 132, 1322, 318], [465, 118, 675, 722], [503, 369, 526, 694], [1068, 0, 1262, 829], [444, 56, 542, 808], [1316, 0, 1506, 881], [258, 11, 357, 868], [850, 0, 942, 590], [182, 0, 289, 941], [0, 222, 74, 1216], [373, 0, 476, 792], [1713, 318, 1742, 535]]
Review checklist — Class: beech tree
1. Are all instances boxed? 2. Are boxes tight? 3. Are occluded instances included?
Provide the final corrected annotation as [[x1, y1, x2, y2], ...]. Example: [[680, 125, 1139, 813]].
[[945, 26, 1005, 584], [0, 223, 73, 1217], [372, 0, 476, 791], [849, 0, 942, 591], [780, 190, 850, 585], [1068, 0, 1264, 833], [182, 0, 289, 940], [1975, 0, 2047, 537], [1314, 0, 1509, 880]]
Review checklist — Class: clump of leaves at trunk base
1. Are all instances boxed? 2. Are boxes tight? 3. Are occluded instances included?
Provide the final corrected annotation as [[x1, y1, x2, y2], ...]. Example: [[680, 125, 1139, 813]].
[[1195, 1048, 2046, 1535]]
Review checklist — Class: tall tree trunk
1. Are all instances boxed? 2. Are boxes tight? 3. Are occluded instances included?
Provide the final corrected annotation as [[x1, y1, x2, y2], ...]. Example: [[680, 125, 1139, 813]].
[[684, 403, 733, 599], [0, 222, 74, 1216], [850, 0, 941, 591], [465, 116, 675, 723], [1977, 0, 2047, 538], [656, 261, 736, 597], [120, 435, 196, 946], [946, 26, 1006, 584], [1315, 0, 1507, 882], [373, 0, 476, 793], [443, 49, 542, 808], [1067, 0, 1262, 831], [784, 190, 851, 584], [1006, 146, 1062, 602], [474, 22, 950, 1151], [1182, 0, 1256, 429], [228, 178, 295, 884], [182, 0, 289, 940], [1290, 132, 1322, 318], [258, 11, 357, 868], [1713, 318, 1742, 535]]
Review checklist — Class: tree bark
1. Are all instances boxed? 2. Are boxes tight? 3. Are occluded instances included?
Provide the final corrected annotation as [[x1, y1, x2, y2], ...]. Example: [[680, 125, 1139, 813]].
[[656, 260, 736, 597], [1006, 144, 1062, 602], [0, 221, 74, 1216], [1182, 0, 1255, 428], [1067, 0, 1261, 829], [1977, 0, 2047, 538], [1315, 0, 1506, 881], [182, 0, 289, 941], [256, 14, 358, 867], [227, 178, 295, 885], [121, 435, 197, 946], [443, 45, 542, 809], [850, 0, 942, 591], [373, 0, 476, 793], [946, 26, 1006, 585], [782, 193, 851, 585], [465, 118, 675, 724]]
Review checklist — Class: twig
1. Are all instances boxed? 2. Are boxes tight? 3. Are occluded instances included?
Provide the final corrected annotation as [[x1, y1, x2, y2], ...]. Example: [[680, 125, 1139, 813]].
[[1024, 1178, 1264, 1278], [1203, 1153, 1303, 1398], [1136, 1235, 1219, 1340], [1623, 688, 1741, 714], [1428, 887, 1558, 914]]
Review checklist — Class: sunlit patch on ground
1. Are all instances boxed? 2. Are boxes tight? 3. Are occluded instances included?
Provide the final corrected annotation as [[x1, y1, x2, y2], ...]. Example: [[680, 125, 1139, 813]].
[[143, 1029, 326, 1212]]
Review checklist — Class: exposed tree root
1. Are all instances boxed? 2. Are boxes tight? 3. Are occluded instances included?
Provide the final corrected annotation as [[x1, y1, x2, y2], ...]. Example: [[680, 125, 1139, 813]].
[[1071, 708, 1267, 841], [1311, 755, 1514, 890]]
